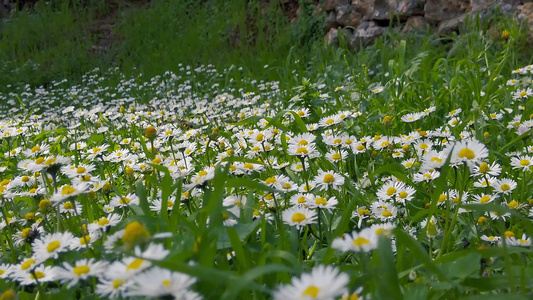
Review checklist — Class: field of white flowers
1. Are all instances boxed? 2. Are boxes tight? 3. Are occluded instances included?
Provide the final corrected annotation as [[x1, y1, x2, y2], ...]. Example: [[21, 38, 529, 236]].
[[0, 40, 532, 299]]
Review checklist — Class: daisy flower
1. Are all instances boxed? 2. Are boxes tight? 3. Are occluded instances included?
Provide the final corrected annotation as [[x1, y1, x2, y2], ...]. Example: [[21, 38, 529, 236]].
[[312, 170, 345, 191], [481, 235, 500, 244], [50, 182, 90, 203], [325, 149, 348, 163], [371, 201, 397, 221], [70, 231, 101, 250], [471, 161, 502, 177], [413, 170, 440, 182], [376, 180, 406, 202], [16, 265, 57, 286], [32, 232, 75, 261], [401, 112, 424, 123], [282, 206, 317, 229], [493, 178, 517, 195], [472, 193, 498, 204], [307, 195, 338, 210], [332, 228, 379, 253], [449, 138, 489, 168], [319, 114, 342, 128], [510, 156, 533, 172], [55, 259, 109, 288], [273, 265, 349, 300], [289, 193, 313, 206], [126, 266, 201, 299]]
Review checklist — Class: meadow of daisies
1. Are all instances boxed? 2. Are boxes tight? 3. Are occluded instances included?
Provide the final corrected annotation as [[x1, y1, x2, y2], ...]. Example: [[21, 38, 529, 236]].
[[0, 30, 533, 299]]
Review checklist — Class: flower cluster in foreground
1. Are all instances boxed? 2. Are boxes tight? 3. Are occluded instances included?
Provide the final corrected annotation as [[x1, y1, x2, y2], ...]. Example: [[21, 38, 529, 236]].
[[0, 60, 531, 299]]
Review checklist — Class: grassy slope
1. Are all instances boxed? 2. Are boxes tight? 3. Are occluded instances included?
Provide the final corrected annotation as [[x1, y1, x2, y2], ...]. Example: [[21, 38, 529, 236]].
[[0, 0, 530, 92]]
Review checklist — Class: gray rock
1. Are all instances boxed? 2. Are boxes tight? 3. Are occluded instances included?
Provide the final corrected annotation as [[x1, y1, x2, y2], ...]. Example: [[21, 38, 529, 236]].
[[336, 4, 363, 27], [402, 16, 430, 32], [351, 0, 424, 21], [437, 13, 467, 34], [349, 21, 387, 49], [324, 28, 340, 46], [517, 3, 533, 43], [425, 0, 470, 22], [324, 11, 340, 31]]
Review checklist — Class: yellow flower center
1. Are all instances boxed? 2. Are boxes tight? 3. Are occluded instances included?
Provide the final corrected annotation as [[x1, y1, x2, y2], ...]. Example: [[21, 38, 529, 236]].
[[127, 259, 144, 270], [243, 163, 254, 169], [357, 145, 365, 151], [21, 176, 30, 182], [326, 119, 334, 125], [265, 177, 276, 185], [302, 286, 320, 298], [399, 191, 408, 198], [31, 271, 45, 279], [291, 213, 306, 223], [386, 187, 396, 196], [122, 221, 150, 247], [323, 174, 334, 183], [508, 200, 518, 209], [45, 157, 56, 165], [501, 184, 510, 191], [21, 259, 35, 270], [458, 148, 475, 159], [382, 211, 392, 217], [520, 159, 530, 166], [31, 146, 41, 153], [162, 280, 170, 287], [64, 202, 74, 209], [73, 266, 90, 276], [113, 279, 124, 289], [438, 194, 447, 202], [520, 91, 527, 97], [315, 197, 327, 206], [298, 197, 306, 204], [256, 134, 264, 142], [332, 153, 341, 160], [478, 162, 489, 173], [480, 196, 491, 204], [22, 228, 31, 238], [504, 231, 515, 238], [46, 241, 61, 252], [80, 235, 91, 245], [119, 197, 130, 204], [61, 185, 76, 196], [353, 237, 370, 246], [296, 147, 308, 154]]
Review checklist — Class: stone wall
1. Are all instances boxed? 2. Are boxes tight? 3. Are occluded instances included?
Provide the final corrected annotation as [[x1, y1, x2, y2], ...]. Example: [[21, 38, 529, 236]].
[[319, 0, 533, 49]]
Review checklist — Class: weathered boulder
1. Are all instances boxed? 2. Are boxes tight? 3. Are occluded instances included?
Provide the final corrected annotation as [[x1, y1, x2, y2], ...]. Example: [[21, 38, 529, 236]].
[[424, 0, 470, 22], [325, 27, 340, 45], [437, 13, 467, 34], [336, 4, 362, 26], [324, 11, 340, 30], [349, 21, 387, 49], [402, 16, 430, 32], [517, 2, 533, 43], [351, 0, 424, 20]]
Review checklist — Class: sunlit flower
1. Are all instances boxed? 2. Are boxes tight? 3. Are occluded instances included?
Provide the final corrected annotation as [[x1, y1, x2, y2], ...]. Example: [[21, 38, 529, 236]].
[[273, 265, 349, 300]]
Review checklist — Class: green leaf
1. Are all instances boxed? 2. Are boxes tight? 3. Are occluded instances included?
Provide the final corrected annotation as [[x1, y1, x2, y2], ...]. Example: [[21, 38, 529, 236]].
[[394, 229, 447, 281], [135, 181, 151, 216], [375, 235, 403, 300]]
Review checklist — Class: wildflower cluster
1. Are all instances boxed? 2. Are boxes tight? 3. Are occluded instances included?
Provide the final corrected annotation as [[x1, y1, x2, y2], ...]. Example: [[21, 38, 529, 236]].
[[0, 59, 532, 299]]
